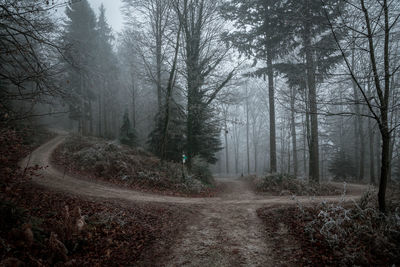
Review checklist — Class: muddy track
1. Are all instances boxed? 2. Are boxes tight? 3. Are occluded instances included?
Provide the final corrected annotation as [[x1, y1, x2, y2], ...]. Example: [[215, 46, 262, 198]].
[[21, 135, 369, 266]]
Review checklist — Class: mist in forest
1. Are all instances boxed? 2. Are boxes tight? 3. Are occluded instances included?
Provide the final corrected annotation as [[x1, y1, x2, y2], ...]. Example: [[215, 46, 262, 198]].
[[2, 0, 400, 213]]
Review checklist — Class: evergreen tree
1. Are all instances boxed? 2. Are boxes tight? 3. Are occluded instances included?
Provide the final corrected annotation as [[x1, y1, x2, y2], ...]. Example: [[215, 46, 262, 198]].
[[96, 4, 119, 138], [221, 0, 293, 173], [284, 0, 343, 183], [148, 102, 185, 162], [174, 0, 230, 168], [119, 110, 136, 147], [187, 94, 222, 165], [329, 150, 356, 181], [62, 0, 98, 135]]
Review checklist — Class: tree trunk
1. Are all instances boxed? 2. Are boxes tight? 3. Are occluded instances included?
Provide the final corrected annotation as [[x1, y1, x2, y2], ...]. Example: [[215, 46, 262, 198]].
[[225, 126, 229, 174], [98, 92, 102, 137], [379, 127, 390, 212], [131, 73, 136, 128], [102, 80, 108, 139], [290, 87, 298, 177], [266, 53, 277, 173], [155, 5, 163, 112], [368, 118, 376, 184], [254, 143, 258, 174], [302, 114, 308, 177], [89, 99, 93, 135], [246, 84, 250, 174], [304, 16, 319, 183]]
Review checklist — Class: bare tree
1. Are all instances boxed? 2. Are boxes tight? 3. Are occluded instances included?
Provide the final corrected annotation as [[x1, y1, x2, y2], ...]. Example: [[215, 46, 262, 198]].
[[326, 0, 400, 212], [0, 0, 66, 122]]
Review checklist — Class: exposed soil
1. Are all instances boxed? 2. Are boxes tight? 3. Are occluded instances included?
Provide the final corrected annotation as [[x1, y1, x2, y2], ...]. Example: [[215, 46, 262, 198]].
[[18, 134, 369, 266]]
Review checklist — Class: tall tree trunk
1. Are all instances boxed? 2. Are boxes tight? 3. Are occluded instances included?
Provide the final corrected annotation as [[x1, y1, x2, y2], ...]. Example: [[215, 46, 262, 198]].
[[233, 123, 239, 175], [302, 114, 308, 177], [246, 85, 250, 174], [320, 147, 324, 181], [379, 126, 390, 212], [98, 92, 102, 137], [131, 73, 136, 129], [280, 122, 285, 173], [304, 14, 319, 183], [89, 99, 93, 135], [290, 87, 298, 177], [225, 126, 229, 174], [368, 118, 376, 184], [102, 80, 108, 139], [155, 4, 163, 112], [376, 132, 381, 180], [266, 53, 277, 173], [161, 25, 180, 160], [254, 143, 258, 174], [351, 36, 366, 181]]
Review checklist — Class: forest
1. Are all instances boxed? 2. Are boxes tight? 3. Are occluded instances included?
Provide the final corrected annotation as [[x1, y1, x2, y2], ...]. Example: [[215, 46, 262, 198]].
[[1, 0, 400, 266]]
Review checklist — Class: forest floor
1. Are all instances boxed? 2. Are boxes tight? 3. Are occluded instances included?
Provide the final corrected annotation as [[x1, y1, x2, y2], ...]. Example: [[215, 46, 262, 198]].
[[13, 133, 372, 266]]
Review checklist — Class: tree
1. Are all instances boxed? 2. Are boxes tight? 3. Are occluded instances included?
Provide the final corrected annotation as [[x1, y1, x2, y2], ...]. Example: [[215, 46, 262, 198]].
[[221, 0, 293, 173], [0, 0, 64, 122], [96, 4, 120, 138], [119, 110, 136, 147], [325, 0, 400, 212], [62, 0, 98, 135], [122, 0, 173, 112], [173, 0, 236, 167], [279, 0, 343, 183], [329, 150, 356, 181]]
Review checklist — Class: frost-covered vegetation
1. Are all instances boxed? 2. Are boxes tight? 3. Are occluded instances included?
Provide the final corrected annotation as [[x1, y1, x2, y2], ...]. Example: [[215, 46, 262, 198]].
[[247, 174, 340, 196], [257, 186, 400, 265], [300, 187, 400, 265], [53, 135, 216, 196]]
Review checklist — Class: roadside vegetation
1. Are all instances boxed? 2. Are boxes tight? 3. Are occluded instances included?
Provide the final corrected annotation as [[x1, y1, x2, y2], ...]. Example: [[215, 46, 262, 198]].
[[52, 135, 218, 197], [245, 174, 341, 196], [257, 186, 400, 266], [0, 128, 194, 266]]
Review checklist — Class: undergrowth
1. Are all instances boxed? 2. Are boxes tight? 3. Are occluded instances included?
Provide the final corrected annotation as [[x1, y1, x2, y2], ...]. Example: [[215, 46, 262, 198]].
[[247, 173, 340, 196], [53, 135, 216, 196]]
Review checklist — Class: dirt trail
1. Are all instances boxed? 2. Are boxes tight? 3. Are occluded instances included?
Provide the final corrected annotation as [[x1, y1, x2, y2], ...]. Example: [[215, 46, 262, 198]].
[[21, 135, 365, 206], [21, 135, 369, 266], [164, 180, 276, 266]]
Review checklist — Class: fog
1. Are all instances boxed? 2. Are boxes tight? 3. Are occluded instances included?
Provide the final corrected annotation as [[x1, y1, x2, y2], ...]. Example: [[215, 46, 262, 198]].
[[2, 0, 400, 206], [2, 0, 400, 265]]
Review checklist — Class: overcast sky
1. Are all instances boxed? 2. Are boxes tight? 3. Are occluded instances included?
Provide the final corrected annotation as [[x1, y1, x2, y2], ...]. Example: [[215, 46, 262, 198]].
[[89, 0, 124, 33]]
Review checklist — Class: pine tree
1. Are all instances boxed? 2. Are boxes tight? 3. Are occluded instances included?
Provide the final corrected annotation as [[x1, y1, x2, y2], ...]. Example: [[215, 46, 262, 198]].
[[148, 102, 185, 162], [96, 4, 119, 138], [221, 0, 293, 173], [62, 0, 98, 135], [329, 150, 356, 181], [174, 0, 229, 167], [283, 0, 343, 183], [119, 110, 136, 147]]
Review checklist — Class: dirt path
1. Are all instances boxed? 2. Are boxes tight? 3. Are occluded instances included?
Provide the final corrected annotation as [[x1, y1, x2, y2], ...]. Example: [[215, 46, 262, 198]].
[[21, 135, 369, 266], [21, 135, 365, 206], [164, 180, 276, 266]]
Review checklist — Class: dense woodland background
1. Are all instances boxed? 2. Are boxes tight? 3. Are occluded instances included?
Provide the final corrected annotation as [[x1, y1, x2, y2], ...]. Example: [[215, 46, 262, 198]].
[[1, 0, 400, 212]]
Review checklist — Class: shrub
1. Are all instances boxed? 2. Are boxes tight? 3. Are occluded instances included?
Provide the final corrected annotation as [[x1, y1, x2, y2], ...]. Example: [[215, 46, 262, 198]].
[[54, 135, 214, 196], [252, 173, 340, 196], [301, 188, 400, 265], [190, 156, 215, 185], [119, 110, 136, 147]]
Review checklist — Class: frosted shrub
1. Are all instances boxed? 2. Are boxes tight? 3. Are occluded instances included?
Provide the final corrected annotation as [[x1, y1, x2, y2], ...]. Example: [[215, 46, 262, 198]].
[[56, 135, 215, 195], [300, 187, 400, 265]]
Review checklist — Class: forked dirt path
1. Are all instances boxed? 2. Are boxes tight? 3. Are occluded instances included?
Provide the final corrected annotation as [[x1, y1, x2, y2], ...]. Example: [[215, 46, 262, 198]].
[[164, 180, 276, 266], [21, 135, 369, 266]]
